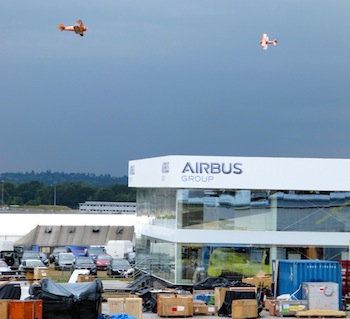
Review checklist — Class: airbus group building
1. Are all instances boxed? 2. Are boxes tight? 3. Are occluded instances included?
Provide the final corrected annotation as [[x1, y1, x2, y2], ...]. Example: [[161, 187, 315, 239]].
[[128, 155, 350, 285]]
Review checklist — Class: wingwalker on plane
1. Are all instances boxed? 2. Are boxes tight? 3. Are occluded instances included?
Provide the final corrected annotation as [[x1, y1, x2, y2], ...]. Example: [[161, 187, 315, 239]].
[[259, 33, 277, 50], [58, 20, 87, 37]]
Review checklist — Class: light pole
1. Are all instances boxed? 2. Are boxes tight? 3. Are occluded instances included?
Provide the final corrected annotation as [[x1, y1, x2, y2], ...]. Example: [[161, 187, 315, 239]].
[[53, 182, 57, 206], [1, 181, 4, 208]]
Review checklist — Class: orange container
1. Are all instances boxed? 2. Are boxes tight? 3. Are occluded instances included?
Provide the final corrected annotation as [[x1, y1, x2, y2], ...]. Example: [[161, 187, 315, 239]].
[[9, 300, 42, 319]]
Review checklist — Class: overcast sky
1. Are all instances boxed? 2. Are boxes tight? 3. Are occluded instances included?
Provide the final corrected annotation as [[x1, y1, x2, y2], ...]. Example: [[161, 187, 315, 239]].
[[0, 0, 349, 177]]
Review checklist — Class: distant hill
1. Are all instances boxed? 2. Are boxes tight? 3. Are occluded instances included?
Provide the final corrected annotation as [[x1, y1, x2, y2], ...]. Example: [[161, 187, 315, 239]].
[[0, 171, 128, 187]]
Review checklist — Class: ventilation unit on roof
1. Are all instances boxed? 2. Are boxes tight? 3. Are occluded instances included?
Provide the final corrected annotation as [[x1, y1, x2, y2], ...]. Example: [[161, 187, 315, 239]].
[[92, 226, 100, 233], [68, 227, 76, 233], [45, 226, 52, 233], [116, 227, 124, 234]]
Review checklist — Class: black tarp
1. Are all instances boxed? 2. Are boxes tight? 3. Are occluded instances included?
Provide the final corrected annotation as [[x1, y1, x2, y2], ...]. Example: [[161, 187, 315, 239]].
[[31, 278, 103, 319], [0, 282, 21, 299], [40, 278, 103, 301]]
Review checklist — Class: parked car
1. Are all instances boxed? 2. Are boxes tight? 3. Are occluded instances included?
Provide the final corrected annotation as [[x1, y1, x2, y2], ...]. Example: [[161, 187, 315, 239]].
[[54, 252, 75, 270], [39, 252, 49, 267], [71, 257, 97, 275], [49, 247, 70, 263], [22, 250, 41, 261], [85, 247, 106, 260], [94, 253, 113, 270], [0, 260, 23, 279], [106, 258, 133, 278], [19, 259, 46, 272]]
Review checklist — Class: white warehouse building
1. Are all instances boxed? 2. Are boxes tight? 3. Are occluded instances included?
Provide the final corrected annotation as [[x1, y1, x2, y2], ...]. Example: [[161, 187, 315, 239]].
[[128, 155, 350, 286], [79, 201, 136, 214]]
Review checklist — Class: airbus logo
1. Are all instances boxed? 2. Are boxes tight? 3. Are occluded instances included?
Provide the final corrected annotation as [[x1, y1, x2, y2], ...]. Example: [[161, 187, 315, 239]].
[[182, 162, 243, 174], [181, 162, 243, 183]]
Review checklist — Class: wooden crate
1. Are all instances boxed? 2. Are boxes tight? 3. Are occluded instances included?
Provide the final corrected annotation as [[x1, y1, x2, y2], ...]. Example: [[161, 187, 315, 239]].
[[157, 294, 177, 316], [265, 299, 277, 316], [214, 287, 257, 311], [193, 290, 215, 306], [214, 287, 229, 309], [103, 292, 138, 300], [193, 304, 217, 315], [158, 294, 193, 317], [295, 310, 347, 318], [125, 298, 142, 319], [108, 298, 125, 315], [0, 299, 11, 319], [107, 297, 142, 319], [231, 299, 258, 319]]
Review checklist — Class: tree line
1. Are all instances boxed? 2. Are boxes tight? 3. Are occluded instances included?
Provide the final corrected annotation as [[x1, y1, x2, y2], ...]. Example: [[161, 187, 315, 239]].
[[0, 171, 127, 187], [0, 181, 136, 209]]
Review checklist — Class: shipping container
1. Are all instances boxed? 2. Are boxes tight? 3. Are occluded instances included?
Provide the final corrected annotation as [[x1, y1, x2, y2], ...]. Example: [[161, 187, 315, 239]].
[[272, 260, 342, 310]]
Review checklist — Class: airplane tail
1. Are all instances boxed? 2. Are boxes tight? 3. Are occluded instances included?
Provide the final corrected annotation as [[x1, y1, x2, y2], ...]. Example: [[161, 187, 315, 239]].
[[272, 39, 278, 46], [58, 24, 65, 31]]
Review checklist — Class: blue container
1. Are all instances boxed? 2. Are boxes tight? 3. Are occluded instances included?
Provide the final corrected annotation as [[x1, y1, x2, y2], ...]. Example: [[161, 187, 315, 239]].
[[273, 259, 342, 310]]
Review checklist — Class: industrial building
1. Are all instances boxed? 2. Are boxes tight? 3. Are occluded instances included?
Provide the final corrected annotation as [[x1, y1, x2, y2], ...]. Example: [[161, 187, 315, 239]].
[[128, 155, 350, 286]]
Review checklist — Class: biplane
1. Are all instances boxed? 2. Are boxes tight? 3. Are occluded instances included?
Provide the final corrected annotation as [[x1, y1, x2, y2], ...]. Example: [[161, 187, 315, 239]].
[[58, 20, 87, 37], [259, 33, 277, 50]]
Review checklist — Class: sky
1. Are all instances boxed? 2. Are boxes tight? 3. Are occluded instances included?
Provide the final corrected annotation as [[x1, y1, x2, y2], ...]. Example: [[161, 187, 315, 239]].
[[0, 0, 349, 178]]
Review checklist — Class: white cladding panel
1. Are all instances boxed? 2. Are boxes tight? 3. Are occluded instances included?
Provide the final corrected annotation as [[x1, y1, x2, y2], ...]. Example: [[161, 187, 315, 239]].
[[135, 223, 350, 247], [128, 155, 350, 191]]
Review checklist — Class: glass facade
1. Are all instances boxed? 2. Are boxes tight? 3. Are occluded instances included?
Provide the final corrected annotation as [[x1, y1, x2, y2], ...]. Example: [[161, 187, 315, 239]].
[[135, 188, 350, 285]]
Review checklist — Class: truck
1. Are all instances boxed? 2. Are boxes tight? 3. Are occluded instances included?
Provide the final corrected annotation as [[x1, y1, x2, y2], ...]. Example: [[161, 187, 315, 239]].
[[0, 241, 14, 252], [0, 241, 23, 278], [105, 240, 134, 259]]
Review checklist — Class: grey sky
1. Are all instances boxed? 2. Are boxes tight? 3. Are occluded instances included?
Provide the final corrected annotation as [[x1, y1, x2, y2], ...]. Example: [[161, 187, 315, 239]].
[[0, 0, 349, 177]]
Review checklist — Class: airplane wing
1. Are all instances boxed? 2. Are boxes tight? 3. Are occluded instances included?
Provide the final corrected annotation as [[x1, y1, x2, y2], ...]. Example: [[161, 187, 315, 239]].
[[260, 33, 269, 49], [75, 20, 83, 27]]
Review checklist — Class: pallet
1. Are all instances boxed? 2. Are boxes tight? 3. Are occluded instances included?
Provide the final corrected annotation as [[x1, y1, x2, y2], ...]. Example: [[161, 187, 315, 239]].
[[295, 310, 347, 318]]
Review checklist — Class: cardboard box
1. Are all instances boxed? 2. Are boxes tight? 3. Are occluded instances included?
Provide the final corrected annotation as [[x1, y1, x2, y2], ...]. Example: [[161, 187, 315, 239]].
[[108, 297, 142, 319], [26, 267, 49, 280], [266, 299, 277, 316], [77, 274, 95, 282], [231, 299, 258, 319]]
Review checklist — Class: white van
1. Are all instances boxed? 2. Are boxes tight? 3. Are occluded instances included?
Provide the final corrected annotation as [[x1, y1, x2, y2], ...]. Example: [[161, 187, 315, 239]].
[[105, 240, 133, 259]]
